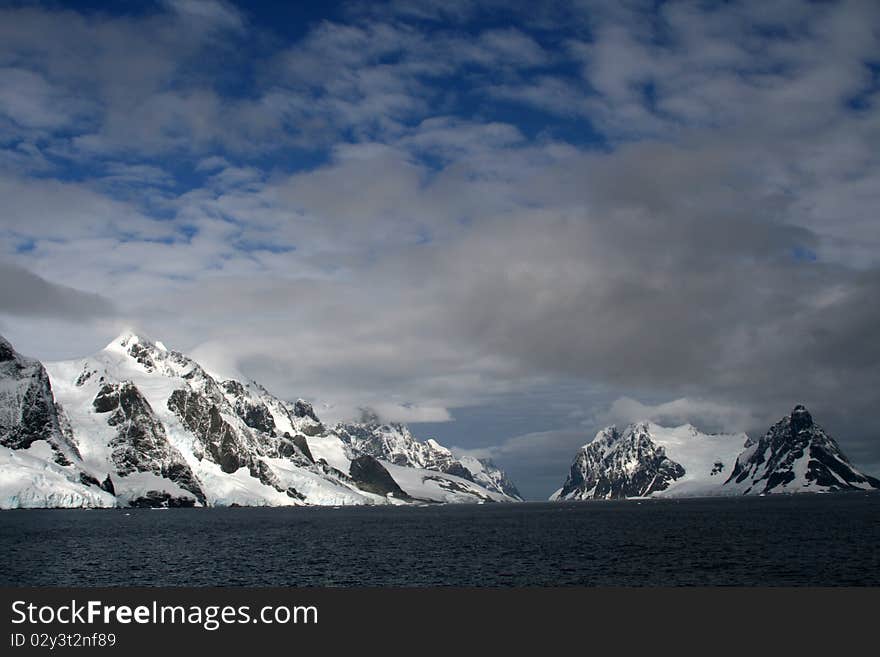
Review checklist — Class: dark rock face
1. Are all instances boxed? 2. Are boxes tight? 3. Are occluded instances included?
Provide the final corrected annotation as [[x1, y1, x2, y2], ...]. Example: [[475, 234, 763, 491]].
[[293, 399, 319, 422], [222, 380, 277, 435], [0, 362, 55, 450], [726, 405, 880, 494], [441, 461, 475, 482], [126, 342, 157, 372], [248, 458, 285, 492], [790, 404, 813, 434], [0, 336, 15, 362], [95, 382, 205, 505], [167, 388, 248, 474], [236, 400, 276, 435], [279, 432, 314, 462], [348, 455, 410, 499], [2, 365, 61, 450], [79, 472, 102, 488], [476, 458, 523, 500], [291, 399, 324, 435], [336, 419, 465, 474], [221, 380, 246, 397], [129, 491, 196, 508], [316, 459, 353, 482], [92, 384, 120, 413], [333, 415, 521, 499], [167, 387, 306, 497], [0, 335, 79, 463], [75, 368, 95, 387], [297, 422, 324, 437], [101, 475, 115, 495], [557, 424, 685, 500], [286, 487, 305, 501]]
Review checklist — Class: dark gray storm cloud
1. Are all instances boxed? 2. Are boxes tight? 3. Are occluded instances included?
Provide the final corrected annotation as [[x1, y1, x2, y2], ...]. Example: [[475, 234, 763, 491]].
[[0, 262, 115, 321]]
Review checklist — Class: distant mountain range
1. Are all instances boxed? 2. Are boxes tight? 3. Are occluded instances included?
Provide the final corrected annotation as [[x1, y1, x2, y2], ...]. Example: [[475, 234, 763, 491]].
[[551, 405, 880, 500], [3, 331, 876, 509], [0, 332, 521, 508]]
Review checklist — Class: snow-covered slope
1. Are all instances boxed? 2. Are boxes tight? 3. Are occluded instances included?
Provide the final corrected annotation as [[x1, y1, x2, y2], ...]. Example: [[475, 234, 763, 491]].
[[551, 422, 744, 500], [0, 335, 113, 508], [1, 332, 519, 508], [0, 335, 80, 465], [552, 407, 879, 500], [42, 332, 376, 507], [332, 412, 462, 472], [455, 454, 523, 500], [647, 423, 747, 497], [725, 405, 880, 495], [380, 462, 515, 503], [331, 412, 522, 500], [0, 441, 115, 509]]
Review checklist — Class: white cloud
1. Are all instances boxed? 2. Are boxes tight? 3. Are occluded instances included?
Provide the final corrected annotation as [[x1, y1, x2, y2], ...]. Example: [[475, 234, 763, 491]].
[[595, 397, 758, 434], [0, 68, 80, 130], [162, 0, 245, 32]]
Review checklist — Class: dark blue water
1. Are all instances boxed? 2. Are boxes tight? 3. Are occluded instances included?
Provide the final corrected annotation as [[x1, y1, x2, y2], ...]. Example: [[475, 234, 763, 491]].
[[2, 495, 878, 586]]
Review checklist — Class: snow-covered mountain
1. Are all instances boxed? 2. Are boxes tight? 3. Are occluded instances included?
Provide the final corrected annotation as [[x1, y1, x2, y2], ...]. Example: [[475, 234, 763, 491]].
[[331, 411, 523, 500], [0, 332, 520, 508], [455, 454, 522, 501], [551, 406, 880, 500], [724, 405, 880, 494], [551, 422, 745, 500], [0, 335, 115, 508]]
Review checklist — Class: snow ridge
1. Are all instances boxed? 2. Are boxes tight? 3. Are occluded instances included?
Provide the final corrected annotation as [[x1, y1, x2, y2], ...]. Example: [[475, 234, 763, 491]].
[[1, 332, 520, 508], [332, 412, 522, 499]]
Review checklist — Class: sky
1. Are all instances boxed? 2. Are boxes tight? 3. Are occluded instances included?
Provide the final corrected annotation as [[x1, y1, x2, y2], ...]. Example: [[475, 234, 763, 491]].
[[1, 0, 879, 499]]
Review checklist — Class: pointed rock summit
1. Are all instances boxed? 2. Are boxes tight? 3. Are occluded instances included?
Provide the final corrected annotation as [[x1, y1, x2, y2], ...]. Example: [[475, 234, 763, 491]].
[[0, 335, 16, 362], [790, 404, 813, 433], [725, 405, 880, 495], [105, 330, 151, 351], [552, 423, 694, 500], [553, 406, 880, 500]]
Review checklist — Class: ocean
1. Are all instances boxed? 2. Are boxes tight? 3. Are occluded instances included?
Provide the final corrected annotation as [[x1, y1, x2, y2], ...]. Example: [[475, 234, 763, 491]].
[[2, 494, 878, 586]]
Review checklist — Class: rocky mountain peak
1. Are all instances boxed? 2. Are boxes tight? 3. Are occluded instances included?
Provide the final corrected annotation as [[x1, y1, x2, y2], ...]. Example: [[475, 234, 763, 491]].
[[0, 334, 82, 466], [293, 399, 319, 422], [790, 404, 813, 434], [424, 438, 450, 453], [105, 330, 149, 350], [0, 334, 16, 362], [102, 331, 180, 374], [552, 422, 687, 500], [724, 406, 880, 495], [552, 421, 755, 501], [631, 420, 651, 433], [3, 333, 522, 508]]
